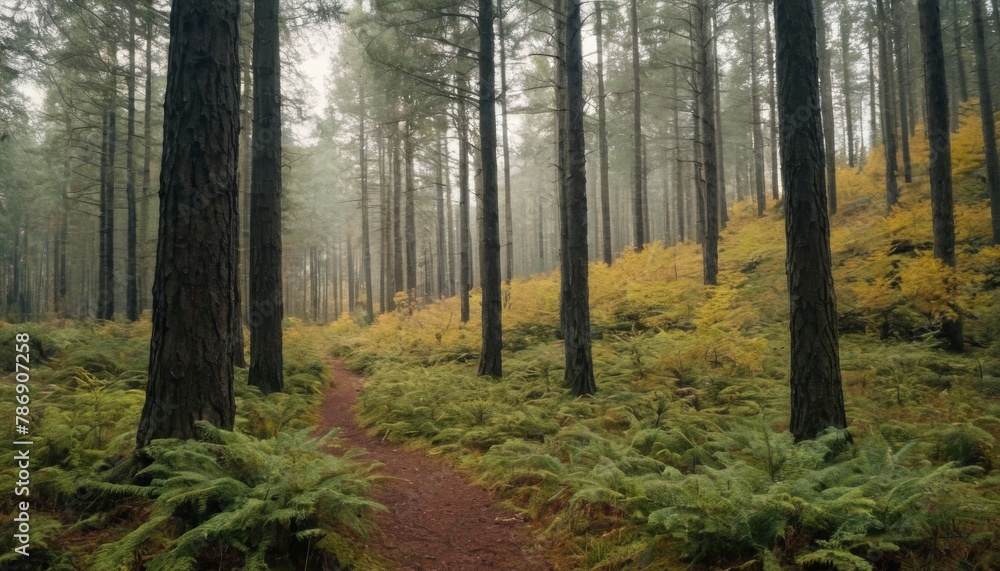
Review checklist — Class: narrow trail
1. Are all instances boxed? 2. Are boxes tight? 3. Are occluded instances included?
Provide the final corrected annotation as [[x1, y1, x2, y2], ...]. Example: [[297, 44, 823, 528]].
[[313, 359, 552, 571]]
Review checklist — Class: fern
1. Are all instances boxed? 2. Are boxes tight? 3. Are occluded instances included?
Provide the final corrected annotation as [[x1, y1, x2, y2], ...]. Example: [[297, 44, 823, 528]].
[[88, 423, 383, 571]]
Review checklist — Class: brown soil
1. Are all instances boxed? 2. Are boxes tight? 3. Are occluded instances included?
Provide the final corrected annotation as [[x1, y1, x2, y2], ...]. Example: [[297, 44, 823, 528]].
[[313, 359, 552, 571]]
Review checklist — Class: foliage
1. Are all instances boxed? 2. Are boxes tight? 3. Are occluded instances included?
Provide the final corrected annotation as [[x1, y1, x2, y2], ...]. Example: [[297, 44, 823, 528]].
[[0, 320, 381, 569], [335, 106, 1000, 569], [88, 422, 383, 571]]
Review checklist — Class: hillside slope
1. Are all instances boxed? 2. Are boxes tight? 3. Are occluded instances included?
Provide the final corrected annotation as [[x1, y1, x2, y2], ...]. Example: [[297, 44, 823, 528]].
[[334, 104, 1000, 570]]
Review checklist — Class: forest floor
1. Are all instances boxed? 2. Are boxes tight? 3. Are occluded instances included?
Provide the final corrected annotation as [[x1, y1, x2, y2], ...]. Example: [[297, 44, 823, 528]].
[[313, 358, 552, 571]]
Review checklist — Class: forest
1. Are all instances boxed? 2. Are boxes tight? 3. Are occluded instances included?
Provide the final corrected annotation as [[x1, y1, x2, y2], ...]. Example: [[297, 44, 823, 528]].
[[1, 0, 1000, 568]]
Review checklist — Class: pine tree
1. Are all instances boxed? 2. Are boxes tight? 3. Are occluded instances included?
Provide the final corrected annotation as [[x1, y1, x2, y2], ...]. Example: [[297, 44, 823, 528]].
[[918, 0, 963, 351], [138, 0, 241, 445], [248, 0, 284, 393], [774, 0, 849, 442]]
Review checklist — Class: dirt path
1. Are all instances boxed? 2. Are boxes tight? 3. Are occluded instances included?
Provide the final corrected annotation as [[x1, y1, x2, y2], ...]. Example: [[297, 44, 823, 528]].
[[313, 359, 551, 571]]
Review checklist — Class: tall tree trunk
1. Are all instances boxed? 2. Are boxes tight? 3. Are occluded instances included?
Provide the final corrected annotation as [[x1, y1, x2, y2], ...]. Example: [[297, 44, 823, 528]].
[[663, 143, 673, 245], [435, 132, 447, 298], [971, 0, 1000, 244], [868, 23, 878, 151], [478, 0, 503, 377], [952, 0, 968, 102], [713, 8, 727, 230], [445, 132, 456, 296], [536, 198, 545, 272], [907, 34, 919, 135], [474, 150, 483, 288], [596, 1, 613, 265], [673, 63, 685, 242], [750, 0, 767, 218], [248, 0, 283, 393], [347, 235, 355, 313], [404, 119, 417, 309], [379, 127, 391, 312], [8, 227, 20, 318], [57, 121, 71, 317], [766, 0, 780, 200], [629, 0, 645, 250], [359, 82, 374, 323], [98, 62, 117, 321], [310, 247, 318, 320], [892, 0, 913, 182], [141, 3, 154, 315], [333, 241, 341, 320], [698, 0, 718, 285], [642, 135, 651, 234], [126, 10, 139, 322], [877, 0, 901, 211], [322, 247, 329, 322], [840, 7, 857, 168], [775, 0, 848, 442], [694, 105, 705, 244], [816, 0, 839, 213], [497, 0, 514, 284], [691, 18, 705, 246], [238, 0, 253, 326], [392, 123, 404, 307], [137, 0, 240, 445], [457, 79, 472, 323], [564, 0, 596, 396], [555, 0, 569, 338], [919, 0, 963, 351]]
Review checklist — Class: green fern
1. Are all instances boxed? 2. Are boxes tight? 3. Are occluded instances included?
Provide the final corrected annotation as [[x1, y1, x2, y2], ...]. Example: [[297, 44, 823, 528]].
[[88, 422, 383, 571]]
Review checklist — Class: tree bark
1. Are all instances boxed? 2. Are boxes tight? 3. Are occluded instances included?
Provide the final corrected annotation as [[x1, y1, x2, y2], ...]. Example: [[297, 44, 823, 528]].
[[126, 10, 139, 322], [868, 23, 878, 151], [333, 241, 341, 320], [347, 234, 355, 314], [766, 0, 780, 200], [248, 0, 284, 393], [98, 61, 117, 321], [564, 0, 596, 396], [596, 1, 613, 265], [392, 122, 404, 308], [359, 81, 374, 323], [713, 8, 727, 230], [971, 0, 1000, 244], [137, 0, 240, 446], [435, 131, 447, 298], [892, 0, 913, 182], [457, 78, 471, 323], [379, 127, 391, 312], [775, 0, 848, 442], [952, 0, 968, 102], [673, 63, 685, 242], [877, 0, 901, 211], [698, 0, 719, 286], [555, 0, 569, 337], [750, 0, 767, 218], [56, 119, 71, 317], [497, 0, 514, 285], [919, 0, 963, 351], [478, 0, 503, 377], [816, 0, 839, 214], [445, 131, 457, 296], [404, 120, 417, 308], [840, 7, 856, 168], [310, 247, 319, 321], [141, 2, 154, 315], [629, 0, 645, 250]]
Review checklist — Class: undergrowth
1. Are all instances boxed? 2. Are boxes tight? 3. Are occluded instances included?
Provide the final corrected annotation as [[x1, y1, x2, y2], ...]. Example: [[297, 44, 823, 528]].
[[336, 104, 1000, 570], [0, 319, 383, 570]]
